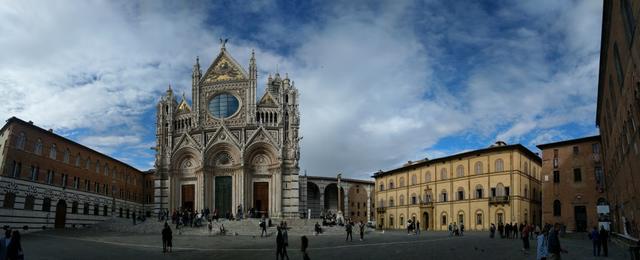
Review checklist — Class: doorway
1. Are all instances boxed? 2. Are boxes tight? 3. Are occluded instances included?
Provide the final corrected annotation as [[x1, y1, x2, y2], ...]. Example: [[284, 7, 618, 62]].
[[181, 184, 195, 211], [215, 176, 232, 215], [55, 200, 67, 228], [574, 206, 587, 232], [423, 212, 429, 230], [253, 182, 269, 217]]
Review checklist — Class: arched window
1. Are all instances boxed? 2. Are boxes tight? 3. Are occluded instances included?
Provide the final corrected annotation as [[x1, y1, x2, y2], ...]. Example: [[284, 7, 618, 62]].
[[400, 214, 405, 226], [475, 210, 484, 225], [95, 160, 100, 173], [524, 184, 529, 199], [475, 184, 484, 199], [85, 157, 91, 169], [441, 213, 448, 226], [379, 183, 384, 191], [440, 168, 448, 180], [533, 167, 537, 179], [399, 177, 405, 187], [523, 162, 529, 175], [16, 132, 26, 150], [23, 195, 35, 210], [553, 200, 561, 216], [103, 205, 108, 216], [34, 139, 43, 155], [495, 159, 504, 172], [496, 183, 505, 196], [399, 195, 405, 206], [389, 215, 395, 227], [389, 179, 394, 189], [441, 189, 448, 202], [456, 165, 464, 177], [379, 198, 384, 207], [49, 144, 57, 159], [425, 171, 432, 182], [75, 153, 81, 167], [457, 187, 465, 200], [63, 148, 70, 163], [389, 197, 395, 207], [42, 198, 51, 212], [411, 193, 417, 204], [83, 202, 90, 214], [411, 175, 417, 185], [94, 204, 99, 215], [424, 190, 433, 203], [72, 201, 79, 214], [474, 162, 483, 174], [3, 193, 15, 208], [104, 164, 109, 176]]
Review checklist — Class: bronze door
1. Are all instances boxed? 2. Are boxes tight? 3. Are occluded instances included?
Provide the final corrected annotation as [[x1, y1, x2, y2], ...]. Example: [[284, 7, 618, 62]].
[[253, 182, 269, 217], [181, 184, 195, 211]]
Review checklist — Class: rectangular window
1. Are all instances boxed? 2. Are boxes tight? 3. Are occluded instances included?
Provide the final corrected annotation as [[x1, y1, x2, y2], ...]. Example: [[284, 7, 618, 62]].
[[457, 191, 464, 200], [592, 143, 600, 154], [505, 187, 510, 197], [476, 189, 483, 199], [573, 146, 579, 155], [614, 43, 624, 88], [442, 193, 448, 202], [595, 167, 604, 191], [61, 174, 67, 187], [574, 168, 582, 182], [47, 170, 53, 184], [441, 215, 447, 226], [491, 188, 496, 197], [553, 171, 560, 183], [30, 166, 38, 181], [11, 161, 21, 178], [95, 183, 99, 193]]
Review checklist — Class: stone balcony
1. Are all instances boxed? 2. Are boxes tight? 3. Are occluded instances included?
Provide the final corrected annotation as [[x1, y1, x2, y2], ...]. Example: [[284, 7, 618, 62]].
[[376, 207, 386, 213], [419, 201, 433, 208], [489, 196, 510, 205]]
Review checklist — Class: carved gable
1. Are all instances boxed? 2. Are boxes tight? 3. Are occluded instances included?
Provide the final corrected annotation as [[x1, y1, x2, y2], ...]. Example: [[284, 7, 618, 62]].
[[201, 50, 248, 84]]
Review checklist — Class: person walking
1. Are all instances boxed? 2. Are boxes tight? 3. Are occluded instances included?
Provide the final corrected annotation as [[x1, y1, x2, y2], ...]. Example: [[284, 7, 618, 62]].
[[0, 230, 10, 260], [548, 223, 567, 260], [345, 221, 353, 241], [599, 225, 609, 257], [6, 230, 22, 260], [536, 225, 549, 260], [490, 223, 496, 238], [260, 217, 268, 237], [448, 223, 453, 237], [276, 227, 284, 260], [416, 221, 420, 235], [589, 226, 600, 256], [301, 236, 310, 260], [282, 223, 290, 260], [460, 223, 465, 236], [522, 223, 530, 252], [359, 221, 365, 241], [162, 222, 172, 253], [208, 221, 213, 236]]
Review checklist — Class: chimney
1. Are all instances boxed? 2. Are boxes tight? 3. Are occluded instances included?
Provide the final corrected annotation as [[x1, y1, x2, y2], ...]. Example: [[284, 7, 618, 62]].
[[28, 121, 33, 124]]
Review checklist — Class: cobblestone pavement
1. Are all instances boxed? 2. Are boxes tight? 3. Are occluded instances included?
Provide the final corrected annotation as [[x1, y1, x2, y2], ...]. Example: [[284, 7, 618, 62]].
[[22, 228, 631, 260]]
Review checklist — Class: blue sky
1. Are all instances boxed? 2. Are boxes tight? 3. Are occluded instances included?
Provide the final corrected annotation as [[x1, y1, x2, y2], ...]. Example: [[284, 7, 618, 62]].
[[0, 0, 602, 179]]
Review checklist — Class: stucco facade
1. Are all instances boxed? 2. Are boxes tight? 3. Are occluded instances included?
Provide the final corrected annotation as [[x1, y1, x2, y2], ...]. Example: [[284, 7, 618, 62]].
[[374, 142, 541, 231]]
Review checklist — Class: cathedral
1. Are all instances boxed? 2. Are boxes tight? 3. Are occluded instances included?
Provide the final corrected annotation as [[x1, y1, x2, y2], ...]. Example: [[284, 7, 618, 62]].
[[154, 42, 301, 218]]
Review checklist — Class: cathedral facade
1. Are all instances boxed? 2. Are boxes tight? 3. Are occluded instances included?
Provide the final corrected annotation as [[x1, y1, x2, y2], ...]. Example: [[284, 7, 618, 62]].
[[154, 43, 301, 218]]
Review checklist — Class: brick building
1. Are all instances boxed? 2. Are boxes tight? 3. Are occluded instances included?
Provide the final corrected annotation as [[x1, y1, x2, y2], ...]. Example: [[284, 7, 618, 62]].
[[595, 0, 640, 239], [537, 136, 605, 232], [0, 117, 154, 229]]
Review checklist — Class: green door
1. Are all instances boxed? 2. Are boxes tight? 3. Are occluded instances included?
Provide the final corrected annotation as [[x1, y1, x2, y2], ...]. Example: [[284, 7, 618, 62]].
[[215, 176, 232, 216]]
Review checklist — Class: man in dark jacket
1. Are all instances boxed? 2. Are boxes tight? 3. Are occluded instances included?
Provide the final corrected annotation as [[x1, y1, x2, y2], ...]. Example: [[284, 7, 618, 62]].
[[599, 226, 609, 257], [162, 222, 172, 253], [276, 227, 284, 260], [548, 223, 567, 259], [345, 222, 353, 241]]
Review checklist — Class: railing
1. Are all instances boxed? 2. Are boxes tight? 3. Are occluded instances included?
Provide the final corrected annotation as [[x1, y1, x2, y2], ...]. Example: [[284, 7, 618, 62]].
[[489, 196, 510, 204], [419, 201, 433, 207]]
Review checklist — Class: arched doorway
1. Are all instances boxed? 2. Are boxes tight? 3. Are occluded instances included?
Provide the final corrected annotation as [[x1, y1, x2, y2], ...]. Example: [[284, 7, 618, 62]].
[[307, 182, 320, 218], [423, 212, 429, 230], [324, 184, 344, 214], [55, 200, 67, 228]]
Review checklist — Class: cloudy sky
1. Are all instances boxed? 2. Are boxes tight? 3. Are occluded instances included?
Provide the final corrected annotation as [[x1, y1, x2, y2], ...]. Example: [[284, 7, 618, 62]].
[[0, 0, 602, 179]]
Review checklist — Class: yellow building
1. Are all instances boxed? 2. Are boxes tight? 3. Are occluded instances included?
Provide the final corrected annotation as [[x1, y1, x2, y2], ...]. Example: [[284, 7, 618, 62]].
[[373, 142, 542, 231]]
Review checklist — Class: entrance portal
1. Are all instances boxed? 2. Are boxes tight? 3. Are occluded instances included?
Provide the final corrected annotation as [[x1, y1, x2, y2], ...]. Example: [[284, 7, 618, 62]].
[[55, 200, 67, 228], [253, 182, 269, 217], [574, 206, 587, 232], [181, 184, 195, 210], [423, 212, 429, 230], [215, 176, 232, 215]]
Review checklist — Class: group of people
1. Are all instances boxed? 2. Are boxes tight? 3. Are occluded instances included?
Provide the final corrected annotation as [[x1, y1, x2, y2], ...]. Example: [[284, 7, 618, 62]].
[[275, 221, 290, 260], [344, 219, 367, 241], [320, 211, 341, 227], [588, 225, 610, 257], [493, 222, 535, 239], [0, 229, 23, 260], [447, 222, 464, 236], [171, 208, 207, 229], [406, 219, 420, 235]]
